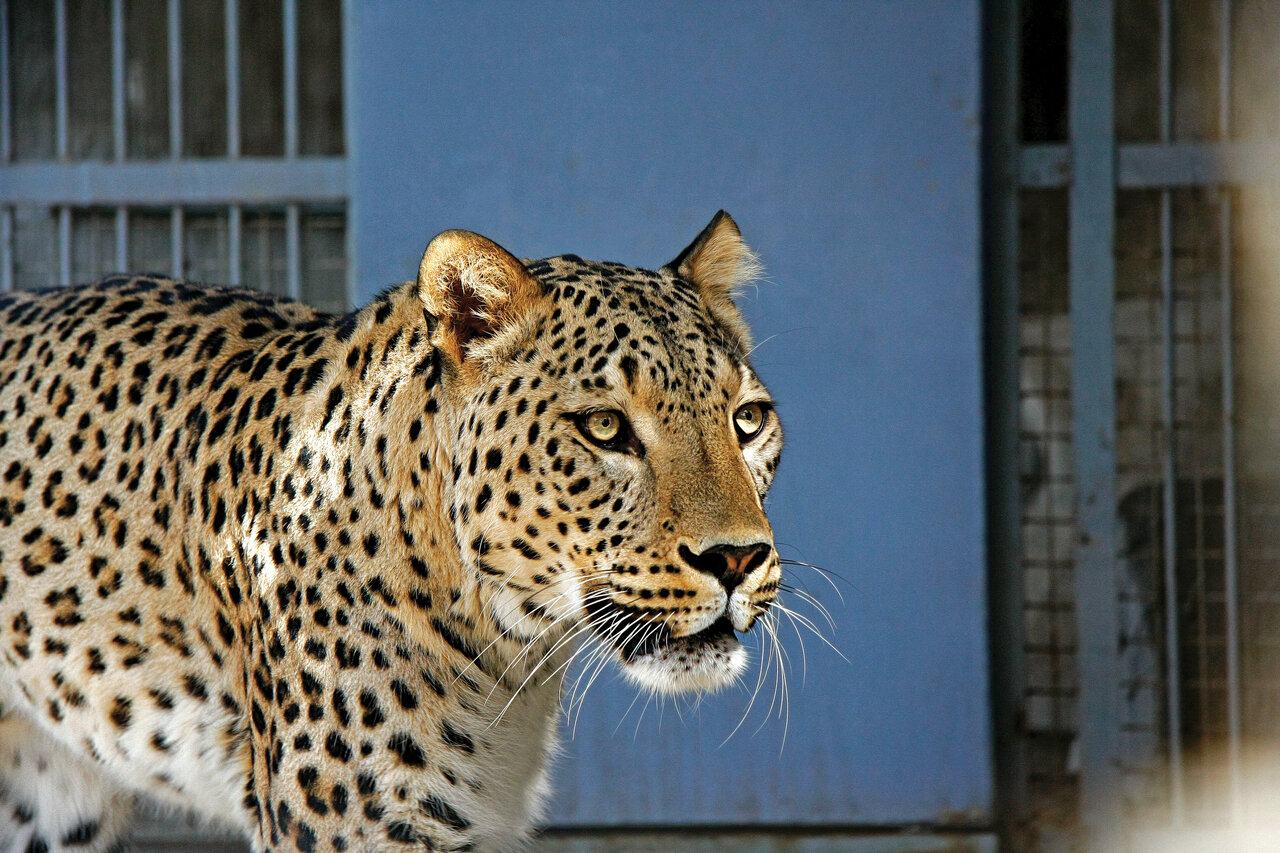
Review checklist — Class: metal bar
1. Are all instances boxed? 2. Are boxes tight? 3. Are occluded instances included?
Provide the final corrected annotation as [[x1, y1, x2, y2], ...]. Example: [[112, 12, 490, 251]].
[[171, 205, 183, 279], [1121, 143, 1280, 186], [1133, 827, 1280, 852], [0, 158, 349, 205], [58, 206, 71, 287], [1068, 1, 1124, 849], [1, 208, 12, 292], [1159, 187, 1186, 820], [1160, 0, 1172, 143], [1157, 0, 1186, 822], [1220, 0, 1232, 140], [286, 203, 301, 299], [54, 0, 68, 160], [1, 0, 12, 163], [168, 0, 181, 158], [1220, 193, 1244, 825], [284, 0, 298, 159], [1218, 0, 1245, 826], [342, 0, 357, 306], [111, 0, 125, 160], [226, 0, 239, 158], [1020, 142, 1280, 189], [115, 206, 127, 272], [982, 0, 1030, 847], [228, 204, 241, 287]]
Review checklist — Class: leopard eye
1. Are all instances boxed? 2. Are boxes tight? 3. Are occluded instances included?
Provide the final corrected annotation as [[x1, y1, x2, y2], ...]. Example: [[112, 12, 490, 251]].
[[583, 410, 623, 443], [569, 409, 644, 457], [734, 402, 769, 442]]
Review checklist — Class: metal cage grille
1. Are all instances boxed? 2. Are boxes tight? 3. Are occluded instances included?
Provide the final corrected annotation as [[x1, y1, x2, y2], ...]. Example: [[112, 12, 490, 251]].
[[0, 1, 348, 847], [0, 0, 349, 314], [994, 0, 1280, 849]]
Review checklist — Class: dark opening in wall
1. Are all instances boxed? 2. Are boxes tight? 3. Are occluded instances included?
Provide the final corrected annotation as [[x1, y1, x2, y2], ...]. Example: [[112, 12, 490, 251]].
[[1020, 0, 1068, 143]]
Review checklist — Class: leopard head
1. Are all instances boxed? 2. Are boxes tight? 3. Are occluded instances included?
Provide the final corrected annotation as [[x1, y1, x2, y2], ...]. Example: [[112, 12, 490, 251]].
[[418, 212, 782, 694]]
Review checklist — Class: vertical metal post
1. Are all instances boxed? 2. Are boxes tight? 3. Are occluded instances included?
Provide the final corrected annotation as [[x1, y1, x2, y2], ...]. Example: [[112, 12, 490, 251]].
[[58, 206, 71, 287], [1069, 0, 1124, 849], [342, 0, 357, 306], [983, 0, 1030, 847], [1159, 185, 1186, 820], [54, 0, 67, 160], [1, 0, 12, 164], [115, 208, 128, 272], [171, 205, 184, 279], [1219, 191, 1245, 827], [168, 0, 181, 158], [283, 0, 300, 299], [54, 0, 70, 288], [226, 0, 240, 158], [1, 208, 12, 292], [1157, 0, 1186, 821], [286, 203, 301, 300], [229, 204, 242, 287], [112, 0, 125, 161], [1218, 0, 1244, 826], [284, 0, 298, 159]]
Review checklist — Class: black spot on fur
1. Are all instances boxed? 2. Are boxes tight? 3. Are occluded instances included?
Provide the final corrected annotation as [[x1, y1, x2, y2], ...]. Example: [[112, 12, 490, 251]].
[[388, 732, 426, 767], [61, 821, 99, 846], [109, 696, 131, 729]]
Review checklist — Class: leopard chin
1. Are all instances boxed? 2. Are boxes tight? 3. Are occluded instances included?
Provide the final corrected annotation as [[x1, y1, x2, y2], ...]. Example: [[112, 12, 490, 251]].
[[616, 618, 749, 695]]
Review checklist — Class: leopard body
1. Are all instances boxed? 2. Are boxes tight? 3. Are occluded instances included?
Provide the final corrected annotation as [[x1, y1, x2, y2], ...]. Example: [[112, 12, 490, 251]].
[[0, 213, 782, 852]]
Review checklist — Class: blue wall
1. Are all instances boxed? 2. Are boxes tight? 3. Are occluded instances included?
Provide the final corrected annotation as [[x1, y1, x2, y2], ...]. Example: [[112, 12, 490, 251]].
[[352, 0, 989, 827]]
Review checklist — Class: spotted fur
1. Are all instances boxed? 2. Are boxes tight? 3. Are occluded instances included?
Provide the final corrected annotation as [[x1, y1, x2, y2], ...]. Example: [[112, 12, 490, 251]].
[[0, 212, 783, 852]]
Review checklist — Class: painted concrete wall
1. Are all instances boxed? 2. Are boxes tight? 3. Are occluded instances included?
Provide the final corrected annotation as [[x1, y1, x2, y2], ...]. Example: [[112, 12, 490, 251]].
[[351, 0, 988, 827]]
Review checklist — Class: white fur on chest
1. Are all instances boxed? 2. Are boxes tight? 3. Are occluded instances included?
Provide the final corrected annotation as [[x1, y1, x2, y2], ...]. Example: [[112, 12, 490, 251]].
[[451, 669, 567, 851]]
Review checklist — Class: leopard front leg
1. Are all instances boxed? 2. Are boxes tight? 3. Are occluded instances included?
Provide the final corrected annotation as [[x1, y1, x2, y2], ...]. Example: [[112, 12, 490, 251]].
[[0, 713, 134, 853]]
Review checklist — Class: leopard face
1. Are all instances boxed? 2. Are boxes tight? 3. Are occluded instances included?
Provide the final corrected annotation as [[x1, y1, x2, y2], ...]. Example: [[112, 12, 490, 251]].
[[422, 214, 782, 695]]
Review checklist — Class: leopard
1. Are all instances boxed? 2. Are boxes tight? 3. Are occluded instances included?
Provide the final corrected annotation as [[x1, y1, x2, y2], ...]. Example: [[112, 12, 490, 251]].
[[0, 211, 784, 853]]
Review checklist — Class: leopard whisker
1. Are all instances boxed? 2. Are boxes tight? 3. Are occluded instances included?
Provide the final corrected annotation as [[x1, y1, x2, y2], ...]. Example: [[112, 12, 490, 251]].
[[615, 681, 652, 738], [484, 582, 610, 694], [481, 581, 613, 715], [491, 593, 621, 723], [633, 690, 662, 742], [768, 604, 808, 691], [460, 573, 591, 690], [569, 612, 666, 736], [777, 556, 849, 604], [769, 600, 848, 663], [566, 643, 617, 736], [778, 583, 839, 634], [722, 612, 774, 744], [516, 592, 619, 700], [762, 613, 793, 751], [777, 602, 808, 684], [489, 619, 598, 730], [744, 332, 779, 358], [570, 616, 645, 728], [562, 611, 630, 727]]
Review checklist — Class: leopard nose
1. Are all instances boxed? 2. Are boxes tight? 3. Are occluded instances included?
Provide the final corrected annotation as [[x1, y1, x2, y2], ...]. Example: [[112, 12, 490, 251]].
[[678, 541, 772, 593]]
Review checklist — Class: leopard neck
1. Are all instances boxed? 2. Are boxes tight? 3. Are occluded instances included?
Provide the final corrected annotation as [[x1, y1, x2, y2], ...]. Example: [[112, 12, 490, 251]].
[[302, 283, 573, 698]]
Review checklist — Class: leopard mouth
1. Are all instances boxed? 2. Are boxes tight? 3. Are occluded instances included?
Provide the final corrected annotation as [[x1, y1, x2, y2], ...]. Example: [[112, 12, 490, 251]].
[[614, 614, 737, 660], [581, 597, 750, 694], [615, 616, 738, 663], [584, 598, 741, 662]]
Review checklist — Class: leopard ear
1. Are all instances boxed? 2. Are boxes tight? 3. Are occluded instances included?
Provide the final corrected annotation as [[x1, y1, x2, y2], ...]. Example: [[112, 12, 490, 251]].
[[666, 211, 762, 351], [417, 230, 543, 365]]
